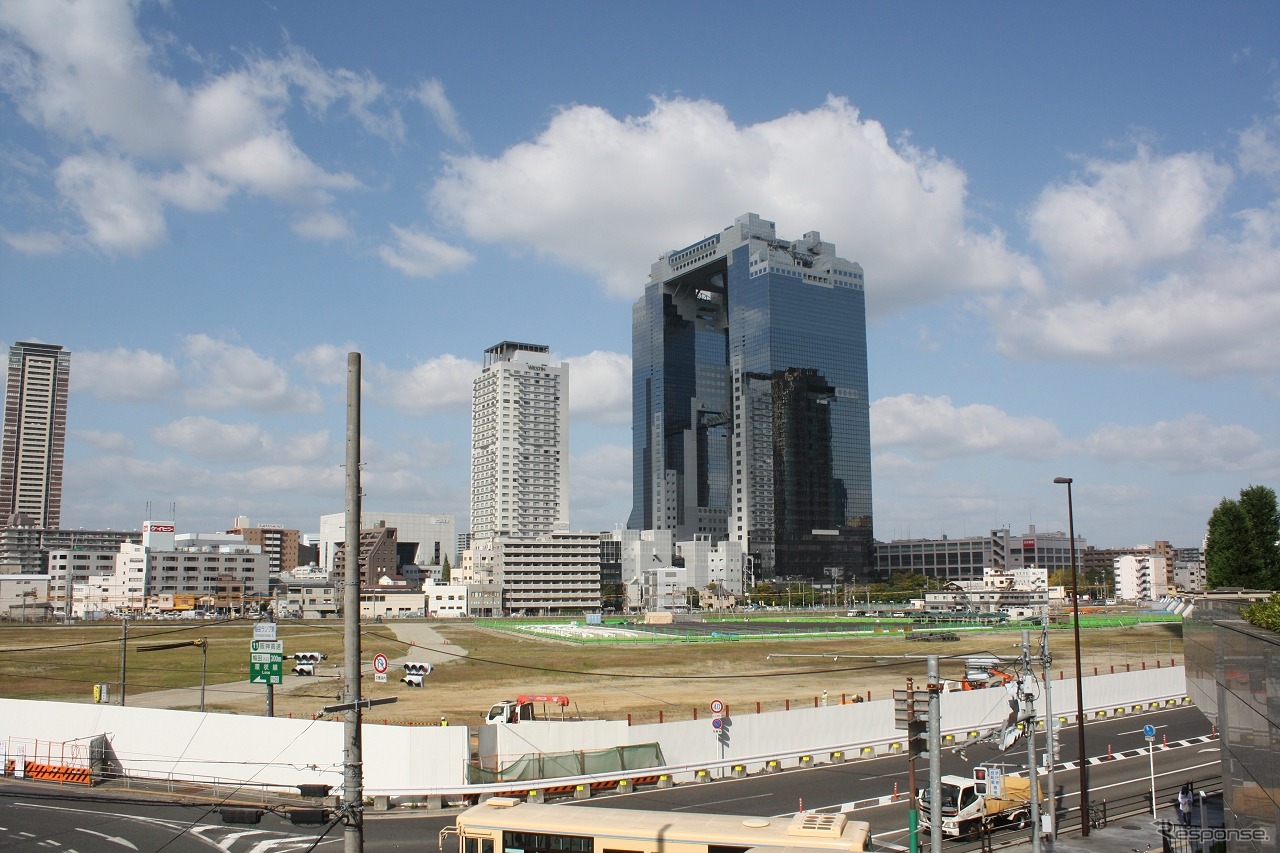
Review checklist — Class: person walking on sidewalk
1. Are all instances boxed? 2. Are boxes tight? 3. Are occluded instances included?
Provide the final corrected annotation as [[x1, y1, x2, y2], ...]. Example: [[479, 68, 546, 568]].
[[1178, 783, 1194, 825]]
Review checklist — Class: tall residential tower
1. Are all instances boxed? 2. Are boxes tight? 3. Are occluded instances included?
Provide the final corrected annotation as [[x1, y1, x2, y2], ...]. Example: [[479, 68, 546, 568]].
[[2, 342, 71, 528], [630, 214, 873, 581], [470, 342, 569, 541]]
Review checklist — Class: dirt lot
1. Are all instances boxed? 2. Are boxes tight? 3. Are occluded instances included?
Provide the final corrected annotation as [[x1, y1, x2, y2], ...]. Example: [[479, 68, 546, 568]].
[[182, 618, 1185, 727]]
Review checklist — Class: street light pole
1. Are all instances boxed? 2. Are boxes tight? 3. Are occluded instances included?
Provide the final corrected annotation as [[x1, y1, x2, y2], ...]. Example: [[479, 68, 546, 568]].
[[1053, 476, 1089, 836]]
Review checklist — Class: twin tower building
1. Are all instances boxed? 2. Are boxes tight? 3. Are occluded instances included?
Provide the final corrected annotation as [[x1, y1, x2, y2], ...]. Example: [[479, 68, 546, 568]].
[[471, 213, 873, 583]]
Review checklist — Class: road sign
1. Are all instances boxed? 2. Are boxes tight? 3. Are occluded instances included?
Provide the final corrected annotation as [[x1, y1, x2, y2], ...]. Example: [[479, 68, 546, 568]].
[[373, 653, 389, 674], [1143, 724, 1156, 740], [250, 656, 283, 684], [249, 639, 283, 685], [710, 699, 724, 714], [711, 716, 723, 730], [253, 622, 277, 641]]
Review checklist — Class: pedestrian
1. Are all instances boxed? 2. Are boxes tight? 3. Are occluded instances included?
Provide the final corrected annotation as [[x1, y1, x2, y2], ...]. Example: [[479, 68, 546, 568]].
[[1178, 783, 1193, 825], [440, 715, 448, 727]]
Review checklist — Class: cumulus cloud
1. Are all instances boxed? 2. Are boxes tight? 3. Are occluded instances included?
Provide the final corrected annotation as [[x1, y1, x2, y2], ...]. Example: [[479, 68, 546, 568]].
[[183, 335, 322, 412], [417, 78, 468, 146], [377, 224, 474, 278], [72, 347, 182, 402], [0, 0, 390, 252], [563, 350, 630, 426], [1001, 165, 1280, 376], [153, 416, 271, 461], [428, 96, 1040, 313], [373, 353, 479, 416], [295, 343, 357, 385], [872, 394, 1062, 459], [1084, 414, 1280, 475], [1028, 147, 1232, 289]]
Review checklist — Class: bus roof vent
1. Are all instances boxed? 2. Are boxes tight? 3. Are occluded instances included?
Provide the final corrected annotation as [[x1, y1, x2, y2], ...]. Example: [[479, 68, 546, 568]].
[[484, 797, 522, 809], [787, 812, 847, 838]]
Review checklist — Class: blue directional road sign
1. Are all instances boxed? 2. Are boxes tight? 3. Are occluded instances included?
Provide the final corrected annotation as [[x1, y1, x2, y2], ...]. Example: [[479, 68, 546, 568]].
[[1143, 724, 1156, 740]]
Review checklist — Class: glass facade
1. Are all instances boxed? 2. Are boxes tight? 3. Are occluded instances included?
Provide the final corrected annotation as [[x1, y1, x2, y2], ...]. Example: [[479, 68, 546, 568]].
[[631, 214, 873, 581], [1183, 595, 1280, 851]]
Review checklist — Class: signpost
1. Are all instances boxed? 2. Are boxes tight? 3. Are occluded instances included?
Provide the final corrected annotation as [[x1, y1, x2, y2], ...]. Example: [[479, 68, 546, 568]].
[[1145, 724, 1157, 816], [372, 653, 388, 684]]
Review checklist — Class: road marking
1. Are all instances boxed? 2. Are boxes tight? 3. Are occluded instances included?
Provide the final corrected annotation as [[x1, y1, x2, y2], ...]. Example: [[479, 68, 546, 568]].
[[672, 793, 773, 810], [74, 829, 138, 850]]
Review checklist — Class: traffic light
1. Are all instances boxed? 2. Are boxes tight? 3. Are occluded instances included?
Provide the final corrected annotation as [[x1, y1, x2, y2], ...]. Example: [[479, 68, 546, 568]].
[[893, 682, 930, 757], [402, 661, 432, 687], [287, 808, 330, 825], [293, 652, 326, 675], [220, 807, 264, 825], [974, 766, 988, 795]]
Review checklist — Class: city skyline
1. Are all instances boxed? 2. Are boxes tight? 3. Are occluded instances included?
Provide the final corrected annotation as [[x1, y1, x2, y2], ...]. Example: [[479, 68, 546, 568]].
[[2, 3, 1278, 549]]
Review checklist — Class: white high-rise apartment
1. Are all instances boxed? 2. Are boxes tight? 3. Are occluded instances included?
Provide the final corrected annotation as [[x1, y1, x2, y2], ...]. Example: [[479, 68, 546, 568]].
[[2, 342, 71, 528], [470, 342, 568, 541]]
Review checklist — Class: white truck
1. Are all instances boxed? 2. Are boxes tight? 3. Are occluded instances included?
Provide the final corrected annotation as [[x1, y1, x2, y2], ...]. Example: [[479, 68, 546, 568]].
[[484, 694, 570, 725], [920, 767, 1042, 837]]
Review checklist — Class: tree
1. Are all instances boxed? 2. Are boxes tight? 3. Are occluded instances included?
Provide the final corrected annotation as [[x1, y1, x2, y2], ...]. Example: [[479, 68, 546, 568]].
[[1206, 485, 1280, 590], [441, 554, 451, 583]]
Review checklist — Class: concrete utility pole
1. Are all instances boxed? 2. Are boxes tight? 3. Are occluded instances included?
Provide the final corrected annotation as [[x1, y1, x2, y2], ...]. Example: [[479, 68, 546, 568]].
[[342, 352, 364, 853], [927, 655, 942, 853], [1039, 613, 1057, 843], [1022, 630, 1043, 853]]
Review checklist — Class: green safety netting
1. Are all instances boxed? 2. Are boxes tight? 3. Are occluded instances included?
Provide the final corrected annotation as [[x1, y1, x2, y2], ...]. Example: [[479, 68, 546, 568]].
[[467, 742, 665, 784]]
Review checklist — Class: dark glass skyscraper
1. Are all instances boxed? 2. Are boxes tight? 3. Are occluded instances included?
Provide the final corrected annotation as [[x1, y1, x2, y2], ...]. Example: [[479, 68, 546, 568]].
[[630, 214, 873, 582]]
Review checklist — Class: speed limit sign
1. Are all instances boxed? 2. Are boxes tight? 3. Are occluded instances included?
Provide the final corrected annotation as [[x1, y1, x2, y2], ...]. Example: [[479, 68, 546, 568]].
[[710, 699, 724, 715]]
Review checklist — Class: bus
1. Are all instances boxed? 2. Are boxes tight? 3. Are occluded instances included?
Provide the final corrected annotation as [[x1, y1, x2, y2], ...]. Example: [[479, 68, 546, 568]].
[[440, 798, 873, 853]]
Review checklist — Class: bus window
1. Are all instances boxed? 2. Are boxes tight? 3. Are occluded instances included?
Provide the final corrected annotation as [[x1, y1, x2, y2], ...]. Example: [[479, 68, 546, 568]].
[[465, 839, 494, 853], [709, 845, 752, 853], [505, 831, 593, 853]]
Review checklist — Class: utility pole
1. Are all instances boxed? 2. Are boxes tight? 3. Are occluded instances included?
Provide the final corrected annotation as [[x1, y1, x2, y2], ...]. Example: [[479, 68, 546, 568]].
[[342, 352, 364, 853], [1039, 612, 1057, 843], [118, 618, 128, 706], [927, 655, 942, 853], [1022, 630, 1043, 853]]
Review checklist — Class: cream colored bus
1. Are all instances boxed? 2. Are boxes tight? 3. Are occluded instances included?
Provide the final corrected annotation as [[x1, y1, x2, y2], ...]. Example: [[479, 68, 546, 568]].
[[440, 797, 873, 853]]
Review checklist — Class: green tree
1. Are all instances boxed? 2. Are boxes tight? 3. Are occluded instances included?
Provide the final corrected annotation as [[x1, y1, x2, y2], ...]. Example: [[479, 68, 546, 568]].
[[1206, 485, 1280, 590], [441, 554, 451, 583]]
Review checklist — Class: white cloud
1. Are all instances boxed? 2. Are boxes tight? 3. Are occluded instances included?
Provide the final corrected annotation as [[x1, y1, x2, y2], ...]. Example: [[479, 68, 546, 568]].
[[1000, 192, 1280, 376], [0, 0, 391, 252], [1085, 414, 1280, 475], [73, 428, 134, 454], [1028, 147, 1233, 289], [373, 353, 479, 416], [428, 96, 1040, 313], [871, 394, 1062, 459], [1239, 120, 1280, 182], [417, 78, 468, 146], [570, 443, 631, 530], [377, 224, 474, 278], [220, 464, 344, 496], [153, 416, 270, 461], [563, 350, 630, 426], [291, 209, 351, 241], [183, 335, 322, 413], [72, 347, 182, 402], [294, 343, 358, 385], [2, 229, 67, 254]]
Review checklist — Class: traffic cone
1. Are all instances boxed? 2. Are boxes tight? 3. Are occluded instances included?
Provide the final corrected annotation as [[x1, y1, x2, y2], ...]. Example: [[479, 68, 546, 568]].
[[894, 782, 899, 799]]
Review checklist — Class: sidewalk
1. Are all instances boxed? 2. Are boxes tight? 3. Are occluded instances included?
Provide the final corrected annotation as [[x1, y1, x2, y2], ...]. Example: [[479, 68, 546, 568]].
[[1011, 796, 1224, 853]]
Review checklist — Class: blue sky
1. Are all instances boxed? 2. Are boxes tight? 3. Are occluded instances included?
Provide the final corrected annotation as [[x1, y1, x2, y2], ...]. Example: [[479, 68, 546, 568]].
[[3, 1, 1278, 551]]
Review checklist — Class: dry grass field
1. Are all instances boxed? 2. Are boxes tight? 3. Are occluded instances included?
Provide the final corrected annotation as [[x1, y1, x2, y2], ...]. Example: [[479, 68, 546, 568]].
[[0, 617, 1184, 728]]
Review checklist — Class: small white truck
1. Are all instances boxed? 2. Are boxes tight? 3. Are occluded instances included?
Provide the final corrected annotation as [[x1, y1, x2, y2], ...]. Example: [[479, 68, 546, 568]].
[[921, 768, 1042, 837], [484, 694, 570, 725]]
